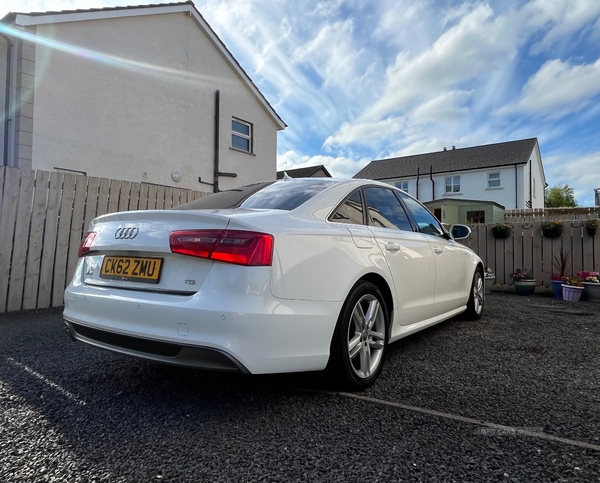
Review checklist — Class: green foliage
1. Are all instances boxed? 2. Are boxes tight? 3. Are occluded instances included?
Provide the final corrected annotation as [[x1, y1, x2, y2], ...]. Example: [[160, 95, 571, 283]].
[[545, 184, 577, 207]]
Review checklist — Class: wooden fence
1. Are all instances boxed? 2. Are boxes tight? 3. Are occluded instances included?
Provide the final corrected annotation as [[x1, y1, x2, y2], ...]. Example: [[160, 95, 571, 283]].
[[1, 166, 599, 313], [0, 167, 209, 313], [461, 222, 600, 287], [505, 207, 599, 222]]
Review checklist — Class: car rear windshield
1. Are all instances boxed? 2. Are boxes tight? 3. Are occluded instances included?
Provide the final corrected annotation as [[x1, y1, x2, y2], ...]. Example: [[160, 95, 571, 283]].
[[240, 179, 338, 210]]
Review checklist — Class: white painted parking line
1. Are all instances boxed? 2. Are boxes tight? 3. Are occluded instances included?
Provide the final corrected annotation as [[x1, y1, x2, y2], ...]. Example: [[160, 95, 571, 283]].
[[339, 392, 600, 452], [6, 357, 87, 406]]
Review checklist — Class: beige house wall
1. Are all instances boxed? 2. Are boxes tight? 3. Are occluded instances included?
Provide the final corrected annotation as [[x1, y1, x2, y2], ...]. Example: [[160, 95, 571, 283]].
[[7, 9, 280, 190]]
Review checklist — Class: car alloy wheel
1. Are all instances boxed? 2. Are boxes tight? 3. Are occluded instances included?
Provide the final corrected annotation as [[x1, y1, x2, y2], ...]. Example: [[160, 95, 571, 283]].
[[328, 281, 389, 390], [465, 268, 484, 320]]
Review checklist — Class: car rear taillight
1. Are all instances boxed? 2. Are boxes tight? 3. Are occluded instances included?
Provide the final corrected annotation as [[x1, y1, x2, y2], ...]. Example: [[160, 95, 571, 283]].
[[78, 231, 97, 257], [169, 230, 273, 266]]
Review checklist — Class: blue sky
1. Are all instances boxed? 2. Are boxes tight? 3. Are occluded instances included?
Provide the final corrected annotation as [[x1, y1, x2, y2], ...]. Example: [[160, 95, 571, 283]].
[[3, 0, 600, 206]]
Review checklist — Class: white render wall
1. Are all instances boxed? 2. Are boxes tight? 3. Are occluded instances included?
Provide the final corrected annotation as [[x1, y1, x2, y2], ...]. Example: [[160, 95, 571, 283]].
[[388, 165, 530, 209], [30, 12, 278, 190]]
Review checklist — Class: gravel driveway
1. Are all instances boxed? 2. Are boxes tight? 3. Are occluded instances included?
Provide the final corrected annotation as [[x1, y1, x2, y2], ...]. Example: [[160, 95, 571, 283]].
[[1, 293, 599, 482]]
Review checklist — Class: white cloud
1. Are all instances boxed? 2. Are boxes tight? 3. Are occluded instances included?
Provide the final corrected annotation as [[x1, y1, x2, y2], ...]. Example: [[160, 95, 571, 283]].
[[411, 90, 472, 124], [524, 0, 600, 54], [497, 58, 600, 117], [544, 151, 600, 206], [324, 116, 409, 149], [292, 19, 366, 92], [278, 150, 369, 179], [363, 3, 520, 121]]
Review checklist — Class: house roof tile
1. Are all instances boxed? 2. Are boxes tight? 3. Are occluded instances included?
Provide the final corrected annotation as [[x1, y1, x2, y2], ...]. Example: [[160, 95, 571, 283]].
[[277, 165, 332, 179], [354, 138, 538, 180]]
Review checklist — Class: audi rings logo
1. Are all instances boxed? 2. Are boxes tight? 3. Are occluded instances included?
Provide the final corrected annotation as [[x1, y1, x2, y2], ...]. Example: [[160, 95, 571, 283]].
[[115, 226, 139, 240]]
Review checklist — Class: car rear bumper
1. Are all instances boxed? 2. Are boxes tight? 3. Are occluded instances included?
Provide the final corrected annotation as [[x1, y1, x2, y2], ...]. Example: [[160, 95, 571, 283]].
[[63, 319, 250, 372], [63, 281, 341, 374]]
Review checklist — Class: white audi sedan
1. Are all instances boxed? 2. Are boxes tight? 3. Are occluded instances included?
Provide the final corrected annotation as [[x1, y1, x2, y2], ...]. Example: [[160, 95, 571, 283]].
[[64, 178, 484, 390]]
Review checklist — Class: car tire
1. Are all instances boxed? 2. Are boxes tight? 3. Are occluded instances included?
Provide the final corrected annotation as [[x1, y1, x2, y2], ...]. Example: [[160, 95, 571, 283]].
[[465, 267, 484, 320], [327, 281, 389, 391]]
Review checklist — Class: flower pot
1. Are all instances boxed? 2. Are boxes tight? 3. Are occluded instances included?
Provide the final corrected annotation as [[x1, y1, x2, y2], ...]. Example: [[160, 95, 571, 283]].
[[562, 284, 584, 303], [514, 279, 536, 296], [485, 277, 495, 293], [492, 227, 512, 239], [542, 225, 563, 238], [551, 280, 564, 300], [585, 226, 597, 237], [583, 282, 600, 302]]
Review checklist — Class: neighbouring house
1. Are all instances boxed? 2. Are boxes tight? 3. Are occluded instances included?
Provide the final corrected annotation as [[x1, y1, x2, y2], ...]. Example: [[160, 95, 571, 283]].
[[0, 1, 286, 192], [276, 164, 332, 179], [423, 198, 506, 225], [354, 138, 547, 215]]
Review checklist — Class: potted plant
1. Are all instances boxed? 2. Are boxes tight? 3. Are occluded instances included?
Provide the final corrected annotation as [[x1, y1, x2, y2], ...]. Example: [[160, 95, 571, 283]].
[[584, 219, 598, 237], [577, 270, 600, 302], [550, 248, 570, 300], [510, 268, 536, 295], [562, 276, 584, 302], [484, 268, 495, 293], [492, 223, 512, 239], [542, 220, 563, 238]]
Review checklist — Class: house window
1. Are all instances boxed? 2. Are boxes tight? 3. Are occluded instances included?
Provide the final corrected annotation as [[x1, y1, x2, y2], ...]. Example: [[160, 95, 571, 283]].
[[488, 172, 501, 188], [445, 176, 460, 193], [466, 210, 485, 223], [394, 181, 409, 192], [232, 118, 252, 153]]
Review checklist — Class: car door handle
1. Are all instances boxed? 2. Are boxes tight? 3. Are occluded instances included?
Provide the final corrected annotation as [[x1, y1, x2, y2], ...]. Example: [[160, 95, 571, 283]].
[[433, 247, 443, 254], [385, 242, 401, 252]]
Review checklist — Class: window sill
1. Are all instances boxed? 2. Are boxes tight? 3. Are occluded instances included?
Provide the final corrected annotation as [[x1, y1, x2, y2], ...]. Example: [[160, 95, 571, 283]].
[[486, 187, 503, 191], [230, 147, 256, 156], [443, 192, 462, 197]]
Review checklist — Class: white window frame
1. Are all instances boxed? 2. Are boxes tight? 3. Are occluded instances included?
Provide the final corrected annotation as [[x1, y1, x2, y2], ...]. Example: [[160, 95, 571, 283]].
[[487, 171, 501, 189], [395, 181, 409, 192], [232, 118, 253, 153], [445, 176, 460, 193]]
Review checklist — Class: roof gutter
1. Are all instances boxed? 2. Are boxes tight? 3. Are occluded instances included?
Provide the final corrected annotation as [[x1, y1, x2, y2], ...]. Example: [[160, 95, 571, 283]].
[[0, 33, 12, 167]]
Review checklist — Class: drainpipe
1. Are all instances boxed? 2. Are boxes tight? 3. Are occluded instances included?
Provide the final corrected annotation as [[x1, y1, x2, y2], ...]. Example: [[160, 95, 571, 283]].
[[529, 159, 533, 208], [514, 164, 518, 209], [213, 90, 220, 193], [0, 33, 12, 167], [429, 165, 435, 201], [416, 166, 420, 200]]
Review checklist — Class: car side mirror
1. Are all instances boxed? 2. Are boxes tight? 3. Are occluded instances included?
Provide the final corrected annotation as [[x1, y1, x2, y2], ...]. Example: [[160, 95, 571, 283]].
[[450, 224, 471, 240]]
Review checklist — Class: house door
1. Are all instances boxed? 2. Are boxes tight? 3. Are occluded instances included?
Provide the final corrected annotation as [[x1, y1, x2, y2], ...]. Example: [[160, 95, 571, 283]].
[[433, 208, 442, 222]]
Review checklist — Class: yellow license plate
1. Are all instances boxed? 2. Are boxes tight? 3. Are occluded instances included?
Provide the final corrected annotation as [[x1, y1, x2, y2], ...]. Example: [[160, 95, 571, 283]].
[[100, 256, 163, 284]]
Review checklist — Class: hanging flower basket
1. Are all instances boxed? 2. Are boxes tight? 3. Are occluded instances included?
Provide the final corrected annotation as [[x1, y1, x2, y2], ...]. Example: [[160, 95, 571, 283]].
[[541, 221, 563, 238], [492, 224, 512, 239], [584, 219, 598, 237]]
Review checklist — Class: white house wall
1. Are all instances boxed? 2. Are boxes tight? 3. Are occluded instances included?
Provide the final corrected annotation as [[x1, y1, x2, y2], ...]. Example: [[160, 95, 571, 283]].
[[388, 165, 531, 209], [29, 12, 277, 190], [528, 148, 545, 209]]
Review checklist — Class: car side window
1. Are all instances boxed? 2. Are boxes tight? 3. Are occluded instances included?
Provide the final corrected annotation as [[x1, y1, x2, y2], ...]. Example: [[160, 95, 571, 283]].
[[364, 187, 413, 231], [396, 191, 444, 236], [329, 189, 364, 225]]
